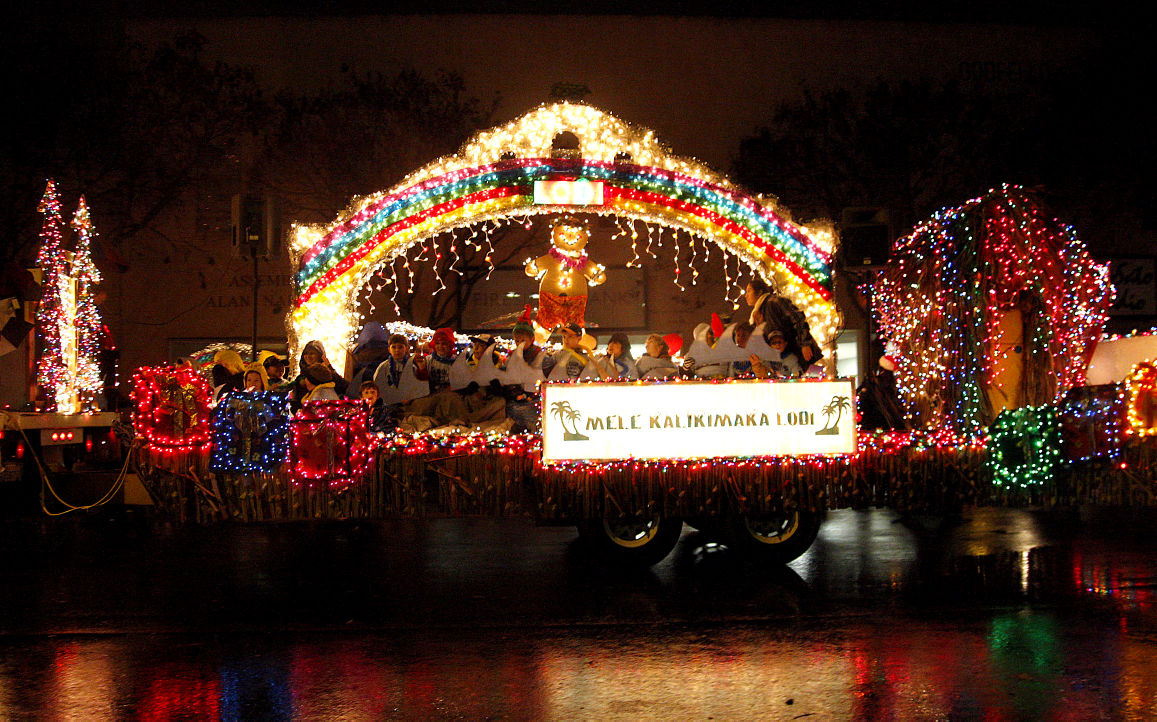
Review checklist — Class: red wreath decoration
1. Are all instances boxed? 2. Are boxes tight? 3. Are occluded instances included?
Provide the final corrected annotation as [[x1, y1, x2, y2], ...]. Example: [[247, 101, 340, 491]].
[[290, 400, 374, 491], [132, 365, 213, 452]]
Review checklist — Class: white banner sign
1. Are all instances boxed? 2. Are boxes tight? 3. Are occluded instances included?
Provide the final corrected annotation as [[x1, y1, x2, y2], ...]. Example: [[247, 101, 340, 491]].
[[533, 179, 605, 206], [542, 379, 857, 462]]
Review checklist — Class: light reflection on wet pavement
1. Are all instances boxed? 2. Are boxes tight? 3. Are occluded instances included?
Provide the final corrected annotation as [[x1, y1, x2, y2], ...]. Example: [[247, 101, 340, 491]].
[[2, 507, 1157, 719]]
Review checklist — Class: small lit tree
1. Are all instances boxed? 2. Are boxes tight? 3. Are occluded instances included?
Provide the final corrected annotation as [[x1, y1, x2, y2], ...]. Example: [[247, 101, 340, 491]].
[[35, 180, 68, 411], [71, 196, 105, 410]]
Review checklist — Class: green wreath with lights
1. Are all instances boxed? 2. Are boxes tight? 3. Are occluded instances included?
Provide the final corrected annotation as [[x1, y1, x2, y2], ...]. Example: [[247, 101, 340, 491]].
[[986, 406, 1060, 491]]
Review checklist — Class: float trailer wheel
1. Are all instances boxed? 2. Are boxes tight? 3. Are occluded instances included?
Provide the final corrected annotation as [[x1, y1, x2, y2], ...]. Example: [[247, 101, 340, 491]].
[[724, 510, 822, 565], [577, 513, 683, 567]]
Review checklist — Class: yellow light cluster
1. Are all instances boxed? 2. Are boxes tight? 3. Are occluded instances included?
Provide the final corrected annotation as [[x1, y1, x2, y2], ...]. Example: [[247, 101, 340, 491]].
[[288, 283, 356, 377], [289, 223, 325, 256], [1125, 362, 1157, 437]]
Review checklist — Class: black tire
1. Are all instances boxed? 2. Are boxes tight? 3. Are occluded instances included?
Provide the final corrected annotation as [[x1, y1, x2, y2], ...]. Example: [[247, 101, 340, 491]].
[[724, 510, 822, 565], [577, 513, 684, 566]]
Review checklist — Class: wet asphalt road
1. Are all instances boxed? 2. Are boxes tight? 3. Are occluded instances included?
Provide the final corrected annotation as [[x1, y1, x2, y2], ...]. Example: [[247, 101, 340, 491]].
[[2, 507, 1157, 719]]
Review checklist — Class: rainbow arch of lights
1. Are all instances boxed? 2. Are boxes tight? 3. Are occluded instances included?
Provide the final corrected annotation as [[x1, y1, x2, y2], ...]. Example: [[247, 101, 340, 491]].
[[287, 102, 841, 372]]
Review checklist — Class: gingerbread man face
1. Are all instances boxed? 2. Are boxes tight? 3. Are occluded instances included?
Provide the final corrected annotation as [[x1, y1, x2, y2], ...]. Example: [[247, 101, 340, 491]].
[[551, 221, 588, 252]]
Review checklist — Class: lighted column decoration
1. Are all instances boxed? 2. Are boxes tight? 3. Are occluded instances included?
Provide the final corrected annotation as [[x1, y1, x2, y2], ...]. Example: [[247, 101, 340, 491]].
[[874, 185, 1113, 436], [35, 180, 68, 411], [70, 196, 104, 411]]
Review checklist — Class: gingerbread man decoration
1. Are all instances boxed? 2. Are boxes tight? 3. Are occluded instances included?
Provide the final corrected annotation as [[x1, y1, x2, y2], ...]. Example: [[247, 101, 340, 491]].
[[524, 216, 606, 330]]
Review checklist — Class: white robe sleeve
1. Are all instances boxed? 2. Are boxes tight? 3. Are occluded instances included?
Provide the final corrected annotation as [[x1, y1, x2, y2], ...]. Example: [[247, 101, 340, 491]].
[[505, 343, 545, 392], [449, 345, 503, 390], [373, 358, 428, 406], [745, 323, 778, 363]]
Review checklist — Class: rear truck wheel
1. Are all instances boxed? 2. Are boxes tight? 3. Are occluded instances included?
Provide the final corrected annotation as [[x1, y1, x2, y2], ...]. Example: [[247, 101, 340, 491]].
[[577, 513, 684, 566], [724, 510, 822, 565]]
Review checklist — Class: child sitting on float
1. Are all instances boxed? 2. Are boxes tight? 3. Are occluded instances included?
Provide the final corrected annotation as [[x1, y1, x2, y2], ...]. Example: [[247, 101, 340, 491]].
[[299, 340, 349, 397], [259, 352, 292, 392], [301, 363, 340, 402], [447, 333, 507, 425], [419, 328, 453, 393], [599, 332, 639, 380], [210, 349, 246, 405], [544, 323, 606, 382], [345, 321, 392, 399], [750, 329, 802, 379], [372, 333, 427, 410], [724, 321, 758, 377], [401, 328, 472, 430], [689, 320, 760, 378], [291, 340, 348, 411], [502, 309, 547, 392], [242, 362, 268, 392], [499, 312, 547, 433], [359, 380, 391, 433], [636, 333, 680, 379]]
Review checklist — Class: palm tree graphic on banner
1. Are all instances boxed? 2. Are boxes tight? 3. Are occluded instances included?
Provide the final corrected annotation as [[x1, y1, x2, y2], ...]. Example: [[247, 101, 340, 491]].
[[816, 395, 851, 436], [550, 400, 589, 441]]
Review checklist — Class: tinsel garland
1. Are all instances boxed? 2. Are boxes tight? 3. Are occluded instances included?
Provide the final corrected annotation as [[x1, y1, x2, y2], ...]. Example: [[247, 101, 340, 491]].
[[129, 378, 1157, 523]]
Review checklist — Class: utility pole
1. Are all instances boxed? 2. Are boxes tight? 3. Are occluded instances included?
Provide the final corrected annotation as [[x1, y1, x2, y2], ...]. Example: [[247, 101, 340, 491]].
[[232, 195, 279, 362]]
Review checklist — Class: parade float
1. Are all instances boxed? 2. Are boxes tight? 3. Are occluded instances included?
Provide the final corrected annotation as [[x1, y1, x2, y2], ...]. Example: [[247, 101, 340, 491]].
[[121, 104, 1145, 566]]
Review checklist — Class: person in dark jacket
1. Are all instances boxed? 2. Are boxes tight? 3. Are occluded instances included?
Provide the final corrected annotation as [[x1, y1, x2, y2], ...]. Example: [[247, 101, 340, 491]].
[[345, 322, 392, 398], [359, 380, 392, 433], [745, 278, 822, 366]]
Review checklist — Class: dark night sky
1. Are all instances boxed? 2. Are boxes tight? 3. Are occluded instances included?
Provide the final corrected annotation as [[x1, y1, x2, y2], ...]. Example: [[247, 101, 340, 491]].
[[14, 0, 1138, 25], [2, 0, 1151, 375]]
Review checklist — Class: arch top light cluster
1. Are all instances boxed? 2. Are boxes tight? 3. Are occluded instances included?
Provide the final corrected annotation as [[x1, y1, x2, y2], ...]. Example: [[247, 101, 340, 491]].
[[287, 102, 841, 372]]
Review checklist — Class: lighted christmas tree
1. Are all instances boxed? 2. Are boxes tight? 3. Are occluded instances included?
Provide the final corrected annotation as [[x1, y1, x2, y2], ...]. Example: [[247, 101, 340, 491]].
[[35, 180, 68, 411], [33, 182, 107, 413], [71, 196, 104, 410]]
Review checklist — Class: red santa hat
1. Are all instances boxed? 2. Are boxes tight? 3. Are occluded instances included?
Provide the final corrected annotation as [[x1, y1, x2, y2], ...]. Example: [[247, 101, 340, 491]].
[[711, 313, 725, 339], [512, 305, 535, 336], [430, 327, 456, 352]]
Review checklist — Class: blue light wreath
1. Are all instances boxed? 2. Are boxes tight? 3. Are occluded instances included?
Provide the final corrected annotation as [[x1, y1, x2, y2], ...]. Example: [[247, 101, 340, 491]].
[[210, 391, 291, 474]]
